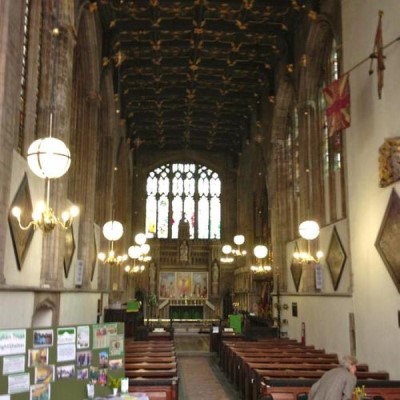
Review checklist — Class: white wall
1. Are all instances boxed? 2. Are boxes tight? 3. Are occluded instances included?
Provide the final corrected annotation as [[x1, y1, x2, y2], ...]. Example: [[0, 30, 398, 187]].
[[342, 0, 400, 379], [278, 295, 353, 359], [0, 292, 35, 328], [283, 219, 354, 362], [59, 293, 102, 326]]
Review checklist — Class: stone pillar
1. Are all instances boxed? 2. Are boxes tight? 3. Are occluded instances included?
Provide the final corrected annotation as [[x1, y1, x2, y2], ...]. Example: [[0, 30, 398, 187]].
[[0, 1, 18, 285], [78, 91, 101, 288], [40, 1, 76, 288]]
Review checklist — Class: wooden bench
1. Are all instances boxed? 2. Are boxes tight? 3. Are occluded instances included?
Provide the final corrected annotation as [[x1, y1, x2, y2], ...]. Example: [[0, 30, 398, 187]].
[[129, 377, 178, 400], [126, 369, 177, 379], [252, 370, 390, 400], [125, 356, 176, 364], [259, 378, 400, 400], [228, 349, 336, 397], [231, 351, 339, 389], [125, 351, 176, 358], [219, 338, 301, 370], [219, 338, 314, 365], [125, 342, 178, 399], [222, 342, 326, 377], [231, 356, 340, 393]]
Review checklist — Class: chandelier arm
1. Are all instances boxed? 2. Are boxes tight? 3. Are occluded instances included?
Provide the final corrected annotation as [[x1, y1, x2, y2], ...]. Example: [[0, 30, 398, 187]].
[[16, 217, 36, 231]]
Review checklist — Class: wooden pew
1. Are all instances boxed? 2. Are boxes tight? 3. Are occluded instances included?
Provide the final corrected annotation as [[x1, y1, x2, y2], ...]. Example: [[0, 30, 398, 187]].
[[125, 363, 177, 370], [129, 377, 178, 400], [230, 349, 335, 396], [252, 370, 390, 400], [125, 356, 176, 364], [222, 342, 326, 378], [259, 378, 400, 400], [232, 356, 340, 392], [125, 341, 178, 399], [231, 351, 338, 388], [125, 352, 176, 358], [126, 343, 175, 350], [126, 369, 177, 379], [219, 338, 300, 371]]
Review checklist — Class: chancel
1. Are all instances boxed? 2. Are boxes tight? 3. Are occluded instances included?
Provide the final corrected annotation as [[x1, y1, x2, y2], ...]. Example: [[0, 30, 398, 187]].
[[1, 1, 400, 399]]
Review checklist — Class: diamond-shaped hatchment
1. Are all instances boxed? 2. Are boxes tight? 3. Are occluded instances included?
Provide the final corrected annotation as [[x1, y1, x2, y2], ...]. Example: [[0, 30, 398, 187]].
[[375, 189, 400, 293], [290, 243, 303, 292], [91, 223, 100, 282], [326, 226, 347, 291], [64, 225, 75, 278], [8, 174, 34, 270]]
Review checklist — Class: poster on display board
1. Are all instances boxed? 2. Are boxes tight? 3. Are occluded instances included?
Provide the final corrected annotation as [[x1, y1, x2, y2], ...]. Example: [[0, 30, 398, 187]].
[[57, 327, 76, 345], [8, 372, 30, 394], [2, 355, 25, 375], [0, 330, 26, 356]]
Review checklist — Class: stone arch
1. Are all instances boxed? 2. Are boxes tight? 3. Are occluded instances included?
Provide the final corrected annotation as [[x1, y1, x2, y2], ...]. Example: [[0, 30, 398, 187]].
[[32, 295, 58, 327], [298, 15, 337, 104], [142, 152, 226, 178]]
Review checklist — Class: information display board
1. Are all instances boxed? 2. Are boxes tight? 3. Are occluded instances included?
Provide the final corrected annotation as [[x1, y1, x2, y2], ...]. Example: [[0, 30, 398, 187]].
[[0, 323, 124, 400]]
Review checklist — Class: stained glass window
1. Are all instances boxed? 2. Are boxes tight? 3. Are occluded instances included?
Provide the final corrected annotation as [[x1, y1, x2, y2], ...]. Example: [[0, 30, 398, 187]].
[[145, 163, 221, 239]]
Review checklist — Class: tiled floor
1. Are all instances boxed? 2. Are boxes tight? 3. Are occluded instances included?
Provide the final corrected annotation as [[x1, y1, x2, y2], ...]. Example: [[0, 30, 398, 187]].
[[175, 334, 241, 400]]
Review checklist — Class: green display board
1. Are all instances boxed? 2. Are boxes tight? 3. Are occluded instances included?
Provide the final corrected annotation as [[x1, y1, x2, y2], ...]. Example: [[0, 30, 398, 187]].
[[126, 299, 141, 313], [0, 323, 125, 399], [229, 314, 242, 333]]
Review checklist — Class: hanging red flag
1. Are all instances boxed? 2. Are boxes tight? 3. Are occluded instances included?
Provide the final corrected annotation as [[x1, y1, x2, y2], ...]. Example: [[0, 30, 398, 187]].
[[323, 73, 351, 137], [374, 10, 385, 99]]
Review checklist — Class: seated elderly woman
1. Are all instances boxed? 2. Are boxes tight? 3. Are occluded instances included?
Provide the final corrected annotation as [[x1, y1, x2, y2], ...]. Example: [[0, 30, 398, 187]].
[[308, 355, 358, 400]]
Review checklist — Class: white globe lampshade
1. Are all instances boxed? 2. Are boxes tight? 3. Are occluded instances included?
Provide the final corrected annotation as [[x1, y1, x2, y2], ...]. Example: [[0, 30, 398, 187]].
[[222, 244, 232, 255], [299, 220, 320, 240], [102, 220, 123, 241], [233, 234, 245, 246], [135, 232, 147, 245], [27, 137, 71, 179], [141, 243, 150, 255], [128, 245, 142, 259], [253, 245, 268, 259]]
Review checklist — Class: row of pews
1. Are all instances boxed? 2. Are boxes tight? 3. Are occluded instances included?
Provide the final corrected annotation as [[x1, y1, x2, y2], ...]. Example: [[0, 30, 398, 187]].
[[125, 340, 178, 400], [219, 337, 400, 400]]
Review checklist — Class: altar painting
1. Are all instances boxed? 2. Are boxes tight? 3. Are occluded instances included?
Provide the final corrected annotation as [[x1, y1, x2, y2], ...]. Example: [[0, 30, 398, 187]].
[[192, 272, 208, 298], [159, 271, 209, 299], [159, 272, 176, 299], [176, 272, 192, 298]]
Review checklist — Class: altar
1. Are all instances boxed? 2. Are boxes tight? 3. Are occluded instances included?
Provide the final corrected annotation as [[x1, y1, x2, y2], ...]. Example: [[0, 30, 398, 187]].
[[169, 305, 203, 319]]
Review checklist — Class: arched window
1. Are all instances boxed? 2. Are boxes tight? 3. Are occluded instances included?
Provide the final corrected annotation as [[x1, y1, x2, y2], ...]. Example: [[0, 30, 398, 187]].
[[145, 163, 221, 239]]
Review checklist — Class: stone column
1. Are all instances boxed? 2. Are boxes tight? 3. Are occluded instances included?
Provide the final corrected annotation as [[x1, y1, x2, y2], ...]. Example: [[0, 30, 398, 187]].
[[78, 91, 101, 288], [40, 1, 76, 288], [0, 1, 18, 285]]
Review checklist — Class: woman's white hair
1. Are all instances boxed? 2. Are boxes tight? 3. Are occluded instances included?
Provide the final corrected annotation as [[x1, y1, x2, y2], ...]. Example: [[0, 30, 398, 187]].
[[340, 355, 358, 370]]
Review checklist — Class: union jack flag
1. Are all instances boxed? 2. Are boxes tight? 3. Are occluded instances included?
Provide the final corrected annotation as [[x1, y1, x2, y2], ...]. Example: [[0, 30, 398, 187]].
[[323, 73, 351, 137]]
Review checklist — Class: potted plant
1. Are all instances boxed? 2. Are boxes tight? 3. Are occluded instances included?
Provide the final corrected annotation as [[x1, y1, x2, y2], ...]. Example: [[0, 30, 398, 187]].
[[107, 374, 121, 396]]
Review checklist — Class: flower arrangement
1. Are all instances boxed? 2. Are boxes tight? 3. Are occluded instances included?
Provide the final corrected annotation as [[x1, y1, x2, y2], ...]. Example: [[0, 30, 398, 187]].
[[148, 293, 158, 306], [354, 385, 366, 400], [107, 374, 121, 391]]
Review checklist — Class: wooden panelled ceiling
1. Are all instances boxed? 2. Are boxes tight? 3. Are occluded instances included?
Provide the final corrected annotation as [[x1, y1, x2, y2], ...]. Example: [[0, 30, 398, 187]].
[[96, 0, 317, 157]]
